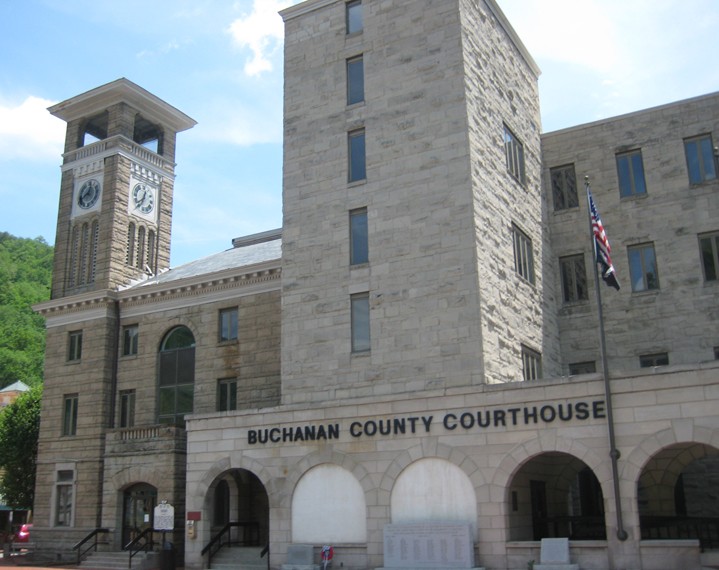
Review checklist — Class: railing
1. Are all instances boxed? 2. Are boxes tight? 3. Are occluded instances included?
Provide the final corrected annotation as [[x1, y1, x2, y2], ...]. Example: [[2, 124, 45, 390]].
[[201, 522, 260, 567], [261, 543, 270, 570], [124, 527, 156, 568], [534, 516, 607, 540], [641, 516, 719, 551], [73, 528, 110, 565]]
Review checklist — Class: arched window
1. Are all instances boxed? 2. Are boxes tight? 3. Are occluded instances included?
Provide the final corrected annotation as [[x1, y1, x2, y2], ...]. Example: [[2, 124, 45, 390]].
[[78, 222, 90, 285], [158, 326, 195, 426], [68, 225, 80, 288]]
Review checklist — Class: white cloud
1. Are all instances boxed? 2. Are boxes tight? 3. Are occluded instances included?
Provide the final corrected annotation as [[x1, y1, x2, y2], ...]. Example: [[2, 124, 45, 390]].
[[0, 96, 64, 160], [228, 0, 295, 76]]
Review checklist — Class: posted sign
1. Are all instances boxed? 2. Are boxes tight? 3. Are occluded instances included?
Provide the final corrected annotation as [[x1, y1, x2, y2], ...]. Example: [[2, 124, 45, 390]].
[[154, 502, 175, 531]]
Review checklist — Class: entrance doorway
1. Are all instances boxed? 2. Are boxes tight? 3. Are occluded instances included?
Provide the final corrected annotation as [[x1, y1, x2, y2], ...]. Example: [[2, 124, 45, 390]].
[[122, 483, 157, 547]]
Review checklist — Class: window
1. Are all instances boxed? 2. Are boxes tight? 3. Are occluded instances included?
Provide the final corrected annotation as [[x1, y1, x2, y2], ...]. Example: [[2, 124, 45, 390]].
[[122, 325, 139, 356], [68, 330, 82, 361], [521, 345, 542, 381], [512, 224, 535, 285], [699, 231, 719, 282], [714, 347, 719, 360], [350, 208, 368, 265], [639, 352, 669, 368], [351, 293, 370, 353], [219, 308, 238, 342], [63, 394, 78, 436], [504, 125, 525, 185], [217, 378, 238, 412], [569, 361, 596, 375], [119, 390, 135, 428], [158, 326, 196, 426], [560, 254, 588, 303], [55, 470, 74, 526], [550, 164, 578, 211], [348, 129, 366, 182], [628, 243, 659, 292], [347, 55, 364, 105], [684, 134, 717, 184], [616, 150, 647, 197], [346, 0, 362, 34]]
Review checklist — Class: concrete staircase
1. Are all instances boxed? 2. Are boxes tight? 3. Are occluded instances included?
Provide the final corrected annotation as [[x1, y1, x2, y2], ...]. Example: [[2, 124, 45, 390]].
[[210, 546, 266, 570], [702, 549, 719, 569], [78, 549, 158, 570]]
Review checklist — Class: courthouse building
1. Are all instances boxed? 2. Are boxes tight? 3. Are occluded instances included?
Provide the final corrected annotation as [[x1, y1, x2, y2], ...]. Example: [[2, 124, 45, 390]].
[[32, 1, 718, 569]]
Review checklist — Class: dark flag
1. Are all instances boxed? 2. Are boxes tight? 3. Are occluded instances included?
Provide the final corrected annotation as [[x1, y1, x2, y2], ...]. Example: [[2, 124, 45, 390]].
[[587, 187, 620, 290]]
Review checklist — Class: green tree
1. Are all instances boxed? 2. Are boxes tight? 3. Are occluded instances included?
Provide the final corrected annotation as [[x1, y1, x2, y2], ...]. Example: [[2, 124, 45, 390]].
[[0, 384, 42, 509], [0, 232, 52, 388]]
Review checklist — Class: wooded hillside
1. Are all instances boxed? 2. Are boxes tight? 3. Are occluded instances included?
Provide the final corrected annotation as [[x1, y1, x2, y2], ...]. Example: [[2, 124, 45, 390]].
[[0, 232, 53, 388]]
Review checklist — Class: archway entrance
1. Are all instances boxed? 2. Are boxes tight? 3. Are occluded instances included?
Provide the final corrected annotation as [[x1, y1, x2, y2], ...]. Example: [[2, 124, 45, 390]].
[[209, 469, 269, 547], [507, 452, 606, 541], [638, 443, 719, 550], [122, 483, 157, 546]]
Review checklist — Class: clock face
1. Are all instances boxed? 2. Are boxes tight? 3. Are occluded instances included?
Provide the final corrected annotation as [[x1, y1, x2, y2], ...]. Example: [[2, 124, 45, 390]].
[[132, 183, 155, 214], [77, 179, 101, 209]]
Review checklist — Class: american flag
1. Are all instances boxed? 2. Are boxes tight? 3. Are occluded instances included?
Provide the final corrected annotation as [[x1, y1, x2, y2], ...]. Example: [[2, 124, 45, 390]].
[[588, 188, 620, 290]]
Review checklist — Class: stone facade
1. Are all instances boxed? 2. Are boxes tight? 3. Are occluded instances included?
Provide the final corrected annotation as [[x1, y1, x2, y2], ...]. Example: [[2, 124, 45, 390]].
[[32, 1, 719, 569]]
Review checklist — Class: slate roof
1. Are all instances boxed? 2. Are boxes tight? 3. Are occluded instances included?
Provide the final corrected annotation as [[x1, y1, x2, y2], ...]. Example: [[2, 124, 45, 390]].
[[127, 231, 282, 290]]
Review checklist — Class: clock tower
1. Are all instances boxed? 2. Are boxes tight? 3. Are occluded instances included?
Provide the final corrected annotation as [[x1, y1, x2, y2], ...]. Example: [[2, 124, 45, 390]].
[[48, 78, 196, 298]]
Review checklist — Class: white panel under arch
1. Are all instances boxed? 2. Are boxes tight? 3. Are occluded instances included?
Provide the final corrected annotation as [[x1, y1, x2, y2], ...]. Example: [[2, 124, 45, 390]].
[[292, 464, 367, 543], [391, 458, 477, 533]]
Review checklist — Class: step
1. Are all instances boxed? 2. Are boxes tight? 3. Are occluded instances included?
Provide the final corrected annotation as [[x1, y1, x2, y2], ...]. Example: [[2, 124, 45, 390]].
[[79, 550, 156, 570], [211, 546, 266, 569]]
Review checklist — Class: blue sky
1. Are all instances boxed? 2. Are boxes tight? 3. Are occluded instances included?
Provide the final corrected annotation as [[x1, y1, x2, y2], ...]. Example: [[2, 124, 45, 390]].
[[1, 0, 718, 267]]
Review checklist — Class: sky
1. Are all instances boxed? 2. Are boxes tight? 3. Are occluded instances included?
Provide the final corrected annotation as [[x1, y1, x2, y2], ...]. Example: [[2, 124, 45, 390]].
[[1, 0, 717, 267]]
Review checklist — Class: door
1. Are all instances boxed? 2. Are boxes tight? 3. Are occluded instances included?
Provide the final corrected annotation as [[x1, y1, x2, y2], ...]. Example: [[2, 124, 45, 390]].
[[122, 484, 157, 547]]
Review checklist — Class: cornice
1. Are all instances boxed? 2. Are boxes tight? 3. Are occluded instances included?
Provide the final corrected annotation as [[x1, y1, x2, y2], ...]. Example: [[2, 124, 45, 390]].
[[35, 264, 282, 324]]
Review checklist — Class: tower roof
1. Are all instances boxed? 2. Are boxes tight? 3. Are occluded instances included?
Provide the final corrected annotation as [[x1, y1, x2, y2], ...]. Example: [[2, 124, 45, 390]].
[[48, 78, 197, 132]]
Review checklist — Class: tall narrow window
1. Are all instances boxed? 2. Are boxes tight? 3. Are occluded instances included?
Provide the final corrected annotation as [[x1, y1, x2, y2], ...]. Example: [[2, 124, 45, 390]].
[[512, 224, 535, 285], [699, 231, 719, 282], [147, 230, 156, 273], [88, 220, 99, 283], [348, 129, 366, 182], [350, 208, 368, 265], [127, 223, 136, 266], [158, 326, 195, 426], [78, 222, 89, 285], [347, 55, 364, 105], [628, 243, 659, 292], [219, 308, 239, 342], [69, 225, 80, 288], [136, 226, 146, 270], [346, 0, 362, 34], [559, 254, 588, 303], [521, 345, 542, 381], [550, 164, 578, 211], [351, 293, 370, 353], [217, 378, 238, 412], [504, 125, 525, 185], [122, 325, 139, 356], [616, 149, 647, 197], [55, 470, 74, 526], [684, 134, 717, 184], [68, 330, 83, 361], [62, 394, 79, 436], [119, 390, 136, 428]]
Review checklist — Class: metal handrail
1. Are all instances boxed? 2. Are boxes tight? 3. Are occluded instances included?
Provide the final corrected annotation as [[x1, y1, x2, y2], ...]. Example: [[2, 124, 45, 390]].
[[73, 528, 110, 565], [201, 521, 260, 566], [261, 543, 270, 570], [124, 527, 156, 568], [641, 515, 719, 551]]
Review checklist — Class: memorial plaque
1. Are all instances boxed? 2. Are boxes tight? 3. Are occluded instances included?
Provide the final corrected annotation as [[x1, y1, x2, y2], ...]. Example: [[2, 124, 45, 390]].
[[286, 544, 315, 566], [539, 538, 570, 564], [383, 522, 475, 569]]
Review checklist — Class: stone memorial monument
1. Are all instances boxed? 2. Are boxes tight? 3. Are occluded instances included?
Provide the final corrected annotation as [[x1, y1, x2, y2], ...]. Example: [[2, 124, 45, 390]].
[[377, 522, 484, 570]]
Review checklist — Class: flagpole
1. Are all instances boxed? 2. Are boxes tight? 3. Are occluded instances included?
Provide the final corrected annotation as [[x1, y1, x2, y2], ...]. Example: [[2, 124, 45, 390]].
[[585, 176, 628, 542]]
